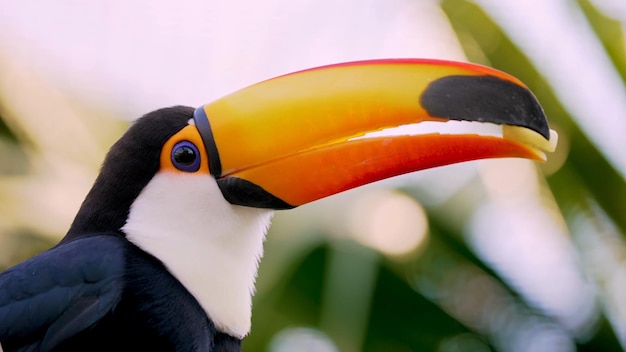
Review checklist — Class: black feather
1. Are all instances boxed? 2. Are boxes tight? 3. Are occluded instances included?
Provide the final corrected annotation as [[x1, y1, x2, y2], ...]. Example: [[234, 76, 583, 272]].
[[64, 106, 193, 241]]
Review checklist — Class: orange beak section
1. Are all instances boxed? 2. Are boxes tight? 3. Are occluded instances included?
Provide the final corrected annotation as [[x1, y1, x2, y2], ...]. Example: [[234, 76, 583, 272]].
[[193, 59, 557, 209]]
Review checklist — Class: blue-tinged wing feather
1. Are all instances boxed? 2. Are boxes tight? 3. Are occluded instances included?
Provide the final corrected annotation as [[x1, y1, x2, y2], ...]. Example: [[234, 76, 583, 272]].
[[0, 235, 126, 350]]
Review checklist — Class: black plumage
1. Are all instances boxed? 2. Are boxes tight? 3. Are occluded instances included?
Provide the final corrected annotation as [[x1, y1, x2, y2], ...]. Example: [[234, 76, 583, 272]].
[[0, 107, 239, 351]]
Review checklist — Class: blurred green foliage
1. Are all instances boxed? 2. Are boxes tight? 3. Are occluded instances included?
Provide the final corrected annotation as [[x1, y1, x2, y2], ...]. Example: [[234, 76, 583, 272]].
[[249, 1, 626, 351], [0, 110, 17, 142]]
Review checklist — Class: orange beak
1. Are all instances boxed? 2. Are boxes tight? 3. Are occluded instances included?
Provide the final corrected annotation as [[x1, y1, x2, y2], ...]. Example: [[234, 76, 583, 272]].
[[193, 59, 557, 209]]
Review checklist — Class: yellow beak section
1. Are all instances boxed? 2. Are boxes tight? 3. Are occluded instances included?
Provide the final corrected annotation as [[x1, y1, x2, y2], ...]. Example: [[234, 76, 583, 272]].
[[193, 59, 557, 209]]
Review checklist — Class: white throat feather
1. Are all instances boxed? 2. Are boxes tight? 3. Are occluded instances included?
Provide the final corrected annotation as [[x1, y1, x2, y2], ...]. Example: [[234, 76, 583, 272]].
[[122, 172, 273, 339]]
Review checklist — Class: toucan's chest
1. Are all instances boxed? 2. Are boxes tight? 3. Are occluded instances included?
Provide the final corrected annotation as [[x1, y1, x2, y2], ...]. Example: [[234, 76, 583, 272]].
[[53, 239, 238, 352]]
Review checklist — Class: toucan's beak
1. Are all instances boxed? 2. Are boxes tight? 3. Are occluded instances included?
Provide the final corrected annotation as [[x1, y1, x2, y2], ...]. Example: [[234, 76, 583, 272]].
[[193, 59, 558, 209]]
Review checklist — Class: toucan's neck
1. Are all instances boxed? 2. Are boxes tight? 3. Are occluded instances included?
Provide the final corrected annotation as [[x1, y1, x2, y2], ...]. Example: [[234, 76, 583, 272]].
[[122, 172, 273, 339], [65, 161, 156, 241]]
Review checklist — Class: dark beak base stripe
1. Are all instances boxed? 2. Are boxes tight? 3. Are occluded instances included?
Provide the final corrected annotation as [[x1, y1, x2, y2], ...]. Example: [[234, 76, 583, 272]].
[[193, 107, 222, 177]]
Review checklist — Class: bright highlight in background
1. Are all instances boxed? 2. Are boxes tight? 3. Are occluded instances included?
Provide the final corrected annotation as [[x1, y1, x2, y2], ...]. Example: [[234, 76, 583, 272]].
[[348, 190, 429, 256], [269, 327, 338, 352]]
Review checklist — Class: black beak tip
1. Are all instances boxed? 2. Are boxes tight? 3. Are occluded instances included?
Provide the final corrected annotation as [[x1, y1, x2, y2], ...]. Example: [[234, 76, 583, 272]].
[[420, 75, 550, 139]]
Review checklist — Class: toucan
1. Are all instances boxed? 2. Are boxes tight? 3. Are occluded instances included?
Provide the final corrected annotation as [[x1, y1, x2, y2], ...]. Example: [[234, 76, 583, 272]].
[[0, 59, 556, 352]]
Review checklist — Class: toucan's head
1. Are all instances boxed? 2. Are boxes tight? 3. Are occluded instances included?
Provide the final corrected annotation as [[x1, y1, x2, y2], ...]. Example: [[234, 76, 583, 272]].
[[64, 59, 557, 339]]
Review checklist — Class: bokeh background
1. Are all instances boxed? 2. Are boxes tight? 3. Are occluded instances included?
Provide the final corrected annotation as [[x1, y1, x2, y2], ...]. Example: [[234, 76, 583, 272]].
[[1, 1, 625, 351]]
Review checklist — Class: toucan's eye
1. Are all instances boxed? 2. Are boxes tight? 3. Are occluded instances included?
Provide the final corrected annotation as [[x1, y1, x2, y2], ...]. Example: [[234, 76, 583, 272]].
[[171, 141, 200, 172]]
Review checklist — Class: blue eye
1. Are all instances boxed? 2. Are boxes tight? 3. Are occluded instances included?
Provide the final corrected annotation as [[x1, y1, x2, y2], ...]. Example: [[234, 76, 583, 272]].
[[171, 141, 200, 172]]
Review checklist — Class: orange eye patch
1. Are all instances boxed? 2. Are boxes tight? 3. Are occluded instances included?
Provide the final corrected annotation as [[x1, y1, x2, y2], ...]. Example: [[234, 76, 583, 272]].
[[160, 125, 210, 174]]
